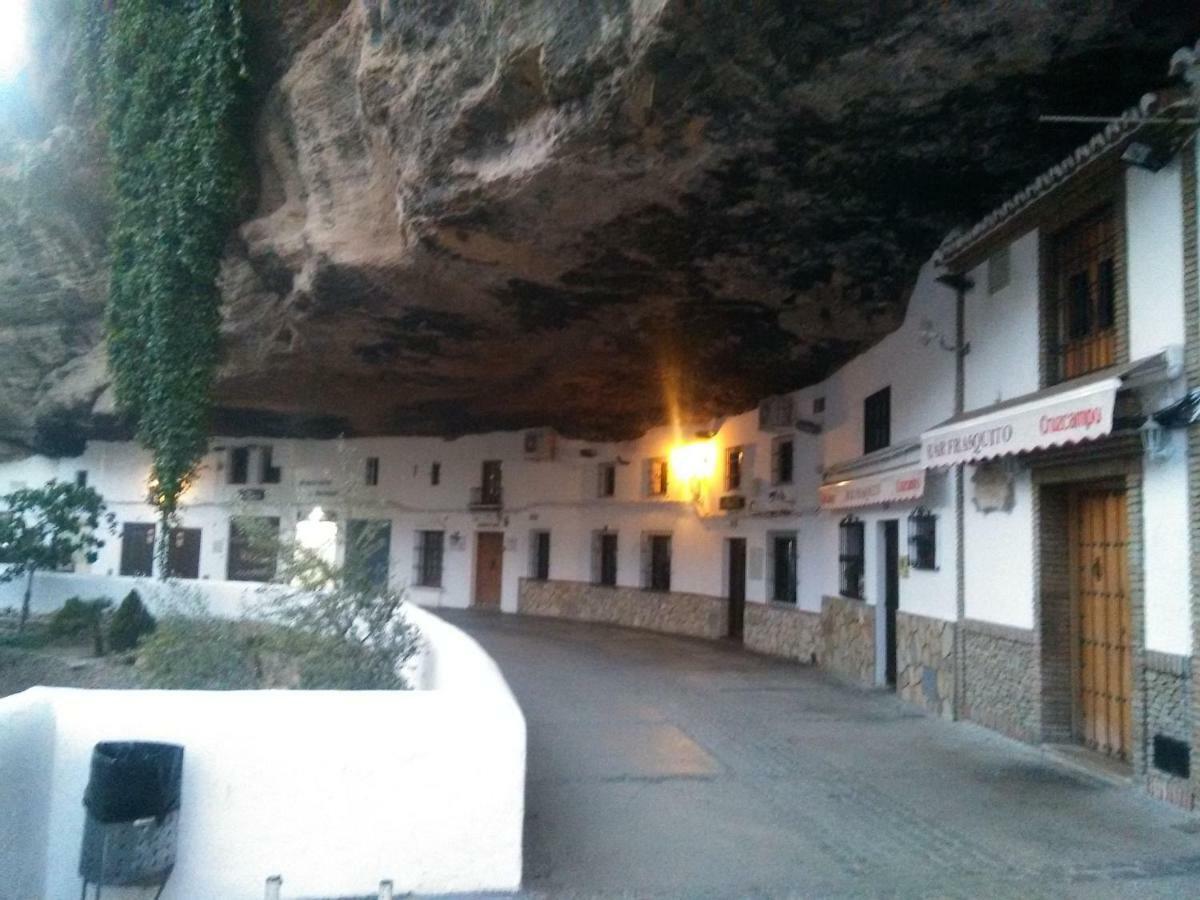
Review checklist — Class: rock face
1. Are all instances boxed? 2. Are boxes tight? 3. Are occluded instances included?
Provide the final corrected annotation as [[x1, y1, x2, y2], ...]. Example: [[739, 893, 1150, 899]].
[[0, 0, 1197, 453]]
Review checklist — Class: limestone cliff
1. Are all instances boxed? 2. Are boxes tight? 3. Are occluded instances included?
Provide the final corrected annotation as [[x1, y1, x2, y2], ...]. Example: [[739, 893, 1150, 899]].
[[0, 0, 1196, 454]]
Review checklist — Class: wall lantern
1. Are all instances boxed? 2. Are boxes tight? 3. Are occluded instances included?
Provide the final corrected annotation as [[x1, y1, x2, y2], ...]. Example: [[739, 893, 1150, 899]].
[[1140, 417, 1172, 463]]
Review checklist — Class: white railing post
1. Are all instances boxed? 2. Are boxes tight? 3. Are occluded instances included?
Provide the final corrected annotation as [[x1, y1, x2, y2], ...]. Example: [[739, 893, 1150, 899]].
[[264, 875, 282, 900], [379, 879, 394, 900]]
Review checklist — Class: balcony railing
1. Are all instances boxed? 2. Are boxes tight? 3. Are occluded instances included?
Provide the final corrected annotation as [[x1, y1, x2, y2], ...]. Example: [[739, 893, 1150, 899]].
[[469, 486, 503, 509]]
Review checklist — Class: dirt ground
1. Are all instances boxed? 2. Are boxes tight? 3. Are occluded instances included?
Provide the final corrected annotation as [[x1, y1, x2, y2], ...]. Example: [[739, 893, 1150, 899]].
[[0, 640, 145, 698]]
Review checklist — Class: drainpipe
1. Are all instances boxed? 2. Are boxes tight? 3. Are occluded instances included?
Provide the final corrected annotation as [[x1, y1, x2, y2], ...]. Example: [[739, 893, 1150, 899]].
[[936, 272, 973, 720]]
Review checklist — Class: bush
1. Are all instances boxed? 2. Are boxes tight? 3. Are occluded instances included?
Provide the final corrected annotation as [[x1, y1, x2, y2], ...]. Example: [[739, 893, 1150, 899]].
[[108, 590, 157, 652], [136, 616, 407, 691], [47, 596, 111, 655]]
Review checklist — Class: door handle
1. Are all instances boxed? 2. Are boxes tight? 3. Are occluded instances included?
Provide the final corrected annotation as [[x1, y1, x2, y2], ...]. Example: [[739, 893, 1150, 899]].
[[1091, 559, 1103, 581]]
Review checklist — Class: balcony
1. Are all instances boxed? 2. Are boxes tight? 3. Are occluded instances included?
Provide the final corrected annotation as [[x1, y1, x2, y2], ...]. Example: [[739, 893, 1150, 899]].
[[469, 486, 503, 510]]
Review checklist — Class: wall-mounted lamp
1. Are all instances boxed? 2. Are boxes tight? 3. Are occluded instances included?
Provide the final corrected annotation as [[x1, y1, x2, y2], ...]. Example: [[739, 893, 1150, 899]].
[[1140, 418, 1173, 462]]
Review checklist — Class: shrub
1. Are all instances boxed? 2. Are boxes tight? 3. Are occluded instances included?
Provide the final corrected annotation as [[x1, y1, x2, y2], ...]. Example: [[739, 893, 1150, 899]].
[[47, 596, 111, 656], [108, 590, 157, 652]]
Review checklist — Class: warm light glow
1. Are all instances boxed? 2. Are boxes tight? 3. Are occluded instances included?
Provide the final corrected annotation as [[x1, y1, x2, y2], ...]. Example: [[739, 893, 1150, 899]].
[[296, 508, 337, 565], [669, 441, 715, 484], [0, 0, 29, 84]]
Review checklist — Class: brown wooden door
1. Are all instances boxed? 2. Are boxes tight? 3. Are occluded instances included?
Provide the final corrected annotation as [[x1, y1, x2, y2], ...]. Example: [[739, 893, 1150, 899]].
[[474, 532, 504, 607], [727, 538, 746, 641], [1071, 488, 1132, 761]]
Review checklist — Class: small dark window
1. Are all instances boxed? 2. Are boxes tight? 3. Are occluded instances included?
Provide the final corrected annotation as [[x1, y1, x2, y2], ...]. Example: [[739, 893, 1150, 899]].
[[415, 530, 444, 588], [229, 447, 250, 485], [531, 531, 551, 580], [772, 438, 794, 485], [260, 446, 281, 484], [839, 516, 864, 599], [863, 387, 891, 454], [431, 462, 441, 486], [725, 447, 744, 492], [596, 532, 618, 586], [646, 534, 671, 592], [479, 460, 503, 506], [365, 457, 380, 487], [813, 396, 825, 415], [75, 470, 88, 488], [908, 508, 937, 570], [119, 523, 155, 577], [648, 458, 669, 496], [227, 517, 278, 582], [598, 463, 616, 498], [772, 534, 797, 604], [167, 527, 202, 580]]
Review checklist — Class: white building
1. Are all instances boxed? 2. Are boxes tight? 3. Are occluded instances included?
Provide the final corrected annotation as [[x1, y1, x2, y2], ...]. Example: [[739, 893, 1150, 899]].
[[2, 68, 1198, 809]]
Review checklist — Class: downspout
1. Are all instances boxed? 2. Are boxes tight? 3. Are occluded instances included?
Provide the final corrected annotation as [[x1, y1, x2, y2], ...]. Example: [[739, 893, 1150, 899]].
[[937, 271, 972, 720]]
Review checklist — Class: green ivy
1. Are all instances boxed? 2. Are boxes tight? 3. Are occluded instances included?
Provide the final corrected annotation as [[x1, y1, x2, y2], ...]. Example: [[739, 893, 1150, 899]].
[[81, 0, 247, 514]]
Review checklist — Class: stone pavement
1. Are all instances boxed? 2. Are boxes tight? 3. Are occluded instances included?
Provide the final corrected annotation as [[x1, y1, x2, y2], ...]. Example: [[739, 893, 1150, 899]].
[[440, 610, 1200, 899]]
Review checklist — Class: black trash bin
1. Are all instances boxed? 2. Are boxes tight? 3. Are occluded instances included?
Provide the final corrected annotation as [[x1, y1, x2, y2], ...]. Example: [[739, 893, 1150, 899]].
[[78, 741, 184, 899]]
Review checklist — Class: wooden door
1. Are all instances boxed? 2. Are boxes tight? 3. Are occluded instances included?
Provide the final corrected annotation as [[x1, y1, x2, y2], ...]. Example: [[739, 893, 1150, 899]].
[[474, 532, 504, 607], [166, 527, 201, 580], [882, 520, 899, 688], [727, 538, 746, 641], [1071, 488, 1132, 760]]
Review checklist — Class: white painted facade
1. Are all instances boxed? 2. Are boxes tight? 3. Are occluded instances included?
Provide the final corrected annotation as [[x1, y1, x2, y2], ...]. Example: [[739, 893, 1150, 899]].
[[0, 604, 526, 900]]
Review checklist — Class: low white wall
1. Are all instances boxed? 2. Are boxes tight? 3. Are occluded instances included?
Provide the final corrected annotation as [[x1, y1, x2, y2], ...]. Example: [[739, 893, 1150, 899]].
[[0, 605, 525, 900]]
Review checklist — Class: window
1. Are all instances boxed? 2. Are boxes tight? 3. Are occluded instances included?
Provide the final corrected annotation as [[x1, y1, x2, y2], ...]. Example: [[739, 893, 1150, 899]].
[[530, 530, 551, 580], [987, 244, 1011, 294], [813, 396, 825, 415], [167, 527, 202, 580], [838, 516, 865, 599], [119, 523, 155, 577], [414, 530, 444, 588], [647, 457, 669, 497], [594, 531, 618, 586], [260, 446, 281, 484], [771, 533, 798, 604], [365, 456, 380, 487], [725, 447, 744, 492], [644, 533, 671, 592], [228, 447, 250, 485], [771, 437, 794, 485], [908, 508, 937, 570], [863, 387, 891, 454], [430, 462, 441, 486], [75, 470, 88, 488], [1050, 206, 1117, 381], [477, 460, 502, 506], [597, 463, 616, 498], [346, 519, 391, 590], [227, 517, 278, 582]]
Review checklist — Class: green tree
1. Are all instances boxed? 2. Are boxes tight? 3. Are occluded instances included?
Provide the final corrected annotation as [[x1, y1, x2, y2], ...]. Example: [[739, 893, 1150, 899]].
[[0, 481, 115, 632]]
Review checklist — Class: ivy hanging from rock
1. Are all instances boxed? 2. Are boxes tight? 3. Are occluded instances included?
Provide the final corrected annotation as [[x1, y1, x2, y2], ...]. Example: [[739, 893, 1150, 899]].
[[83, 0, 247, 514]]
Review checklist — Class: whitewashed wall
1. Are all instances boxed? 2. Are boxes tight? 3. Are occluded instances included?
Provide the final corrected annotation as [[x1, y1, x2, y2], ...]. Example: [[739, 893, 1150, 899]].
[[1143, 445, 1191, 655], [0, 605, 525, 900], [963, 468, 1036, 630], [1127, 159, 1185, 360]]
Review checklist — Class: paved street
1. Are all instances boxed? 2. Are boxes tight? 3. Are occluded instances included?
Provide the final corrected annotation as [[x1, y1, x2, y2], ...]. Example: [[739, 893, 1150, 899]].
[[443, 610, 1200, 899]]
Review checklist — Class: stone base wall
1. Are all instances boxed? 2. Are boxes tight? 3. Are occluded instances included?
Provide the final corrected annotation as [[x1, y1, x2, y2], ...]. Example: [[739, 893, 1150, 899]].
[[744, 603, 819, 663], [1144, 651, 1193, 808], [962, 620, 1039, 742], [517, 578, 727, 640], [819, 595, 875, 686], [896, 611, 956, 719]]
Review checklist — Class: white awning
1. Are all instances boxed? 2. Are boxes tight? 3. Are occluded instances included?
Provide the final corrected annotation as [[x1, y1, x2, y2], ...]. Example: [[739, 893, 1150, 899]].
[[921, 376, 1120, 469], [819, 466, 925, 510]]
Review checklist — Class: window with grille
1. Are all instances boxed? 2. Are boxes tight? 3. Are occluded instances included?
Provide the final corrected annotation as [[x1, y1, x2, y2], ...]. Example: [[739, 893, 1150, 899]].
[[863, 387, 891, 454], [644, 533, 672, 592], [414, 530, 444, 588], [725, 447, 744, 491], [838, 516, 864, 599], [365, 456, 379, 486], [908, 508, 937, 570], [598, 462, 616, 497], [647, 458, 669, 497], [1050, 206, 1117, 382], [594, 531, 618, 586], [771, 437, 794, 485], [771, 533, 798, 604], [227, 517, 277, 582], [530, 530, 551, 580], [228, 447, 250, 485]]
